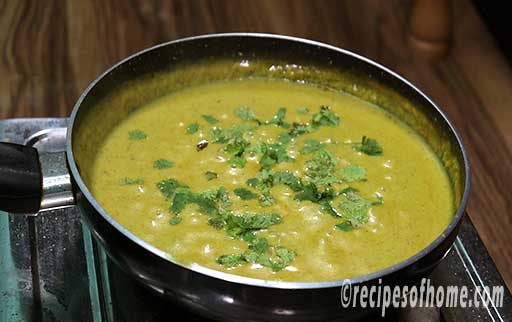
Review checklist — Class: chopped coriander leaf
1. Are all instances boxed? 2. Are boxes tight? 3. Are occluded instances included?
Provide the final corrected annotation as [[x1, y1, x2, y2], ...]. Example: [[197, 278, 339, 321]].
[[156, 178, 186, 199], [259, 143, 293, 167], [225, 212, 282, 239], [186, 123, 199, 134], [247, 236, 269, 254], [272, 171, 303, 191], [355, 136, 383, 156], [210, 125, 252, 163], [230, 156, 247, 168], [119, 177, 144, 185], [335, 221, 354, 232], [278, 132, 292, 145], [339, 192, 372, 228], [215, 187, 231, 208], [289, 122, 313, 137], [171, 189, 193, 214], [311, 105, 340, 128], [208, 216, 226, 229], [245, 141, 264, 155], [158, 181, 231, 217], [216, 254, 246, 268], [275, 246, 296, 263], [340, 186, 359, 194], [297, 107, 309, 114], [210, 127, 228, 143], [294, 183, 319, 202], [246, 178, 260, 188], [265, 107, 290, 128], [321, 200, 342, 218], [202, 114, 219, 124], [204, 171, 218, 181], [234, 106, 257, 121], [264, 246, 298, 272], [128, 130, 147, 140], [169, 216, 182, 225], [340, 165, 366, 182], [229, 212, 282, 230], [217, 243, 297, 271], [211, 125, 252, 144], [225, 137, 250, 156], [294, 183, 339, 217], [234, 188, 259, 200], [195, 188, 230, 215], [294, 183, 336, 203], [153, 159, 174, 169], [259, 190, 275, 207], [305, 149, 339, 185], [300, 139, 325, 154]]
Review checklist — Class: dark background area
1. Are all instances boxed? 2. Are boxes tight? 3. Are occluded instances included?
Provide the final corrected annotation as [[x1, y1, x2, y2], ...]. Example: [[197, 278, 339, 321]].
[[473, 1, 512, 62]]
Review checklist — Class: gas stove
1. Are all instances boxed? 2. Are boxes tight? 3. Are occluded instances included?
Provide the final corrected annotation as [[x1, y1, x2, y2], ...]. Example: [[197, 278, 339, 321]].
[[0, 118, 511, 322]]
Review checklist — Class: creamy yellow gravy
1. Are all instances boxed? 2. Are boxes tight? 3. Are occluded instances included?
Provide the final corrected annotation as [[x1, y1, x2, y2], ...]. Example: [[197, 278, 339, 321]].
[[89, 79, 453, 282]]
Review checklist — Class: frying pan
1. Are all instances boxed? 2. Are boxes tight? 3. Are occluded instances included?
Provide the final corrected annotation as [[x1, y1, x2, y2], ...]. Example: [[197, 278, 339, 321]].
[[0, 33, 470, 322]]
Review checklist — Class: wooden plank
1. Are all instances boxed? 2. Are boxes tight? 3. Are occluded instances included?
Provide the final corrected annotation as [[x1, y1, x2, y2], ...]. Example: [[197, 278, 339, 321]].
[[0, 0, 511, 289]]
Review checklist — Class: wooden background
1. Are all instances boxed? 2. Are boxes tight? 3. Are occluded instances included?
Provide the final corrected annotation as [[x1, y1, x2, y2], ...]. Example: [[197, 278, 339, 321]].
[[1, 0, 511, 290]]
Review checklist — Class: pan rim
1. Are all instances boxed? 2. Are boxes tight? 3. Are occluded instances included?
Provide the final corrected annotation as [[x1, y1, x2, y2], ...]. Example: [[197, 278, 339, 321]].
[[66, 32, 471, 290]]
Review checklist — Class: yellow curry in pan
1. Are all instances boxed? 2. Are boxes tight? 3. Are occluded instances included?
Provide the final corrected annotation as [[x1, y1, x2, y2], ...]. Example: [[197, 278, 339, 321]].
[[89, 79, 453, 282]]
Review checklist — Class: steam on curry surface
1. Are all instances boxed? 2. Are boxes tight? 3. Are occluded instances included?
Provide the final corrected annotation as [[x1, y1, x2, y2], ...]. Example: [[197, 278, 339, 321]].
[[89, 79, 453, 282]]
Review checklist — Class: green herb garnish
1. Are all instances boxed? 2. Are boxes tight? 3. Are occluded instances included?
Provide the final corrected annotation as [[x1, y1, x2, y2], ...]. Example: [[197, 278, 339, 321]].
[[337, 191, 372, 228], [171, 189, 194, 214], [202, 114, 219, 124], [205, 171, 218, 181], [230, 156, 247, 168], [340, 186, 359, 194], [157, 178, 186, 199], [157, 179, 231, 217], [278, 132, 292, 145], [216, 212, 294, 272], [272, 171, 303, 191], [186, 123, 199, 134], [294, 183, 336, 203], [335, 221, 354, 232], [246, 178, 260, 187], [153, 159, 174, 170], [265, 107, 290, 128], [234, 106, 258, 122], [226, 212, 282, 237], [216, 254, 246, 268], [259, 190, 275, 207], [305, 149, 339, 185], [210, 125, 252, 168], [311, 105, 340, 128], [340, 165, 366, 182], [300, 139, 325, 154], [234, 188, 259, 200], [355, 136, 383, 156], [128, 130, 147, 140], [169, 216, 183, 225], [288, 122, 313, 138], [259, 142, 293, 167], [217, 242, 296, 272]]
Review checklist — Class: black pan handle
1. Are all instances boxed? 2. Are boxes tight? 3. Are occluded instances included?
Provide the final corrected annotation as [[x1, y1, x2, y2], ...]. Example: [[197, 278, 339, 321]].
[[0, 142, 42, 213]]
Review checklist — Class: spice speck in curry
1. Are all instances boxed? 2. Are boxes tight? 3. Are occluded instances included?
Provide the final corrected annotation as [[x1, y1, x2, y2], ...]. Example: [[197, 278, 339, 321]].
[[89, 79, 453, 282]]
